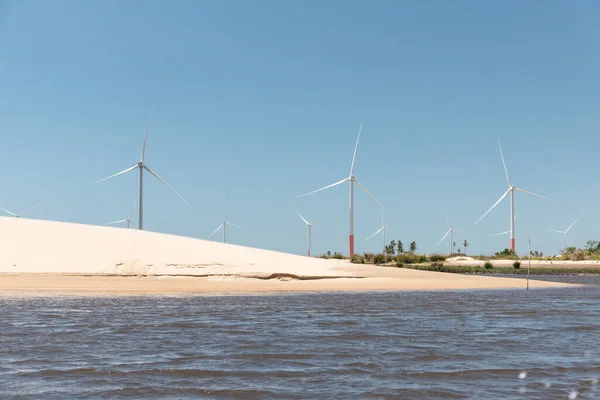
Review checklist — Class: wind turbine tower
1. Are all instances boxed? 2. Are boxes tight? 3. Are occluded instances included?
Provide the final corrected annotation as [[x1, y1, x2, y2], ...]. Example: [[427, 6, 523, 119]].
[[475, 140, 553, 252], [549, 218, 579, 250], [91, 104, 191, 230], [297, 212, 316, 256], [298, 123, 383, 257], [366, 207, 389, 253]]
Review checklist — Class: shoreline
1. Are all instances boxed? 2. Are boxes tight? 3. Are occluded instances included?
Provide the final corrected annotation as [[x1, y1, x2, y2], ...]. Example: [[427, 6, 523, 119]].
[[0, 271, 577, 297]]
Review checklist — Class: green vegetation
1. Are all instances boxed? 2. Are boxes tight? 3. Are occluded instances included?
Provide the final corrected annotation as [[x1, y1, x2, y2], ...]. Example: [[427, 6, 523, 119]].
[[484, 261, 493, 270], [560, 241, 600, 261], [396, 264, 600, 275], [513, 261, 521, 269]]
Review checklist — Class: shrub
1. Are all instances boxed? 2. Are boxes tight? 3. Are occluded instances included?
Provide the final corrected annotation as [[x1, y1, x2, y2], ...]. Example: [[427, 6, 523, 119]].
[[494, 249, 518, 260], [430, 262, 444, 270], [395, 260, 404, 268], [362, 252, 375, 263], [350, 254, 365, 264], [429, 254, 447, 262], [396, 253, 427, 264], [373, 253, 387, 264], [570, 250, 586, 261], [332, 252, 345, 259], [484, 261, 493, 270], [513, 261, 521, 269]]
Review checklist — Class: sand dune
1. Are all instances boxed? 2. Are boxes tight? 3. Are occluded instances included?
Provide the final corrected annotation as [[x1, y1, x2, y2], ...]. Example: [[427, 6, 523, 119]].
[[0, 217, 575, 295]]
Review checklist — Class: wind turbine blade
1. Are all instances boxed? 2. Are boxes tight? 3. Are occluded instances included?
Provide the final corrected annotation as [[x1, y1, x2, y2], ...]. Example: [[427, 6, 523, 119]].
[[140, 101, 155, 162], [144, 166, 192, 208], [227, 222, 249, 232], [354, 179, 383, 207], [208, 223, 224, 239], [18, 201, 47, 217], [106, 219, 127, 225], [436, 229, 451, 246], [349, 122, 363, 176], [565, 218, 579, 233], [366, 226, 384, 240], [514, 187, 554, 202], [91, 165, 138, 185], [498, 139, 511, 187], [297, 178, 349, 198], [296, 212, 310, 226], [491, 231, 510, 236], [548, 228, 565, 234], [0, 206, 17, 217], [475, 189, 510, 224]]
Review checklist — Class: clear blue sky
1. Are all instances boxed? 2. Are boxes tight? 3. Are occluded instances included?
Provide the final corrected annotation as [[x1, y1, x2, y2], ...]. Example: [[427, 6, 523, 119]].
[[1, 0, 599, 256]]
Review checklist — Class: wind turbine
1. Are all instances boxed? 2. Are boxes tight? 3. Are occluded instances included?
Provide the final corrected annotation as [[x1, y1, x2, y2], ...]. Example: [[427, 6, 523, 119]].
[[366, 206, 389, 253], [549, 218, 579, 250], [91, 104, 191, 230], [298, 123, 382, 257], [0, 201, 46, 218], [208, 218, 249, 243], [475, 140, 553, 252], [106, 213, 132, 228], [436, 217, 465, 255], [297, 212, 316, 256]]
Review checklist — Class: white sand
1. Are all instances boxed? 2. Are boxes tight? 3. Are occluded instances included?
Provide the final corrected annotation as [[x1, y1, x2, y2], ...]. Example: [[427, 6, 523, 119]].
[[0, 217, 576, 295]]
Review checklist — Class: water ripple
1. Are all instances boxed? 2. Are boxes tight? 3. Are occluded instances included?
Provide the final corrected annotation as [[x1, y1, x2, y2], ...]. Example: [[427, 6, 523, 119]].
[[0, 277, 598, 398]]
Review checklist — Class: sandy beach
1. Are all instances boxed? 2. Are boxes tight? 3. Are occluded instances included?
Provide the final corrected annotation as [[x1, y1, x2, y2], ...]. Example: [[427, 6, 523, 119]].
[[0, 217, 575, 295]]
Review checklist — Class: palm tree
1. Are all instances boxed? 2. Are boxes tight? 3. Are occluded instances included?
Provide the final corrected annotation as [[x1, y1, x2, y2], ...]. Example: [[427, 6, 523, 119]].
[[464, 240, 468, 255]]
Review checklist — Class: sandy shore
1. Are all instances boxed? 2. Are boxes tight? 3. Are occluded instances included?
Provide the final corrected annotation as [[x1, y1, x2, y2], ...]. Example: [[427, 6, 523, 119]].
[[0, 217, 576, 295]]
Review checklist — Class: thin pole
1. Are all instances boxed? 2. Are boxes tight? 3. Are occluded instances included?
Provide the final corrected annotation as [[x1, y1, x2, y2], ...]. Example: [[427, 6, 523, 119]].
[[510, 189, 515, 252], [527, 232, 531, 290], [349, 179, 355, 257], [308, 225, 311, 257], [138, 165, 143, 230]]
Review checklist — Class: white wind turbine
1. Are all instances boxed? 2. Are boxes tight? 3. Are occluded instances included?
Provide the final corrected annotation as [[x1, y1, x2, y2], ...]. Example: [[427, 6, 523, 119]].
[[91, 104, 191, 230], [549, 218, 579, 250], [366, 207, 389, 253], [106, 213, 132, 228], [298, 123, 382, 257], [436, 217, 465, 255], [475, 140, 553, 253], [297, 212, 316, 257], [0, 201, 46, 218], [208, 217, 249, 243]]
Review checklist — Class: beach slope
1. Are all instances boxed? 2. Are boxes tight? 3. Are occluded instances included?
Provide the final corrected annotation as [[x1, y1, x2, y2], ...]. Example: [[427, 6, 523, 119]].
[[0, 217, 574, 295]]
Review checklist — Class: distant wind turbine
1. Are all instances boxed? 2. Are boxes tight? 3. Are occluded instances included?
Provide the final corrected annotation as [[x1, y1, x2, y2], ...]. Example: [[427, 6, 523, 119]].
[[298, 123, 382, 257], [366, 207, 389, 253], [91, 103, 191, 230], [436, 217, 465, 255], [0, 201, 46, 218], [475, 140, 553, 252], [297, 212, 316, 256], [106, 213, 132, 228], [208, 218, 249, 243], [549, 218, 579, 250]]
